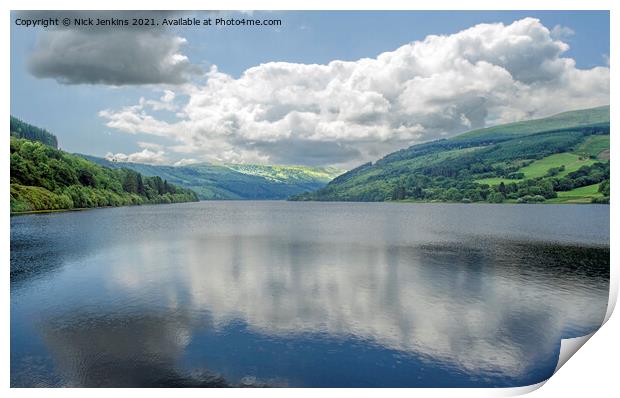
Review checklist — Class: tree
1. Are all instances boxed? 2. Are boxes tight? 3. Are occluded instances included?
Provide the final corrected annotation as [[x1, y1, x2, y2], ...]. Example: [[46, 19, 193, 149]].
[[78, 169, 97, 187], [10, 116, 58, 148], [10, 133, 198, 213], [498, 182, 506, 197], [391, 185, 406, 200], [122, 170, 138, 193], [488, 192, 505, 203], [507, 172, 525, 179], [445, 187, 462, 202], [599, 180, 610, 196], [136, 174, 145, 195]]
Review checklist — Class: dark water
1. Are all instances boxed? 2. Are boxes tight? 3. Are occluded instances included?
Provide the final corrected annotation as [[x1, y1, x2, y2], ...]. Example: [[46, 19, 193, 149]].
[[10, 202, 609, 387]]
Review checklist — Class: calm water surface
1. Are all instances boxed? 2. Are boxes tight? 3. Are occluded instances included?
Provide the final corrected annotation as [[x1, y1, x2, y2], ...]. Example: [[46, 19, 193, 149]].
[[11, 202, 609, 387]]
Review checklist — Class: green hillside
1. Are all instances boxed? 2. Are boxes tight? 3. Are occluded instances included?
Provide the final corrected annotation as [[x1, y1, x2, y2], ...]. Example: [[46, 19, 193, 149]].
[[10, 116, 58, 148], [575, 135, 610, 159], [454, 105, 610, 141], [10, 120, 198, 213], [475, 153, 598, 186], [292, 106, 610, 204], [80, 155, 343, 200]]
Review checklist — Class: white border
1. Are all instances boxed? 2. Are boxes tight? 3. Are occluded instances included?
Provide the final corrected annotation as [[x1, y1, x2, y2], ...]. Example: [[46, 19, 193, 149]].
[[2, 1, 617, 397]]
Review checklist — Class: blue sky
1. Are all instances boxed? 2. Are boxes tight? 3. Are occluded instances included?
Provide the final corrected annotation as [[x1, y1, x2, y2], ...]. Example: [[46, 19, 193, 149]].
[[10, 11, 610, 167]]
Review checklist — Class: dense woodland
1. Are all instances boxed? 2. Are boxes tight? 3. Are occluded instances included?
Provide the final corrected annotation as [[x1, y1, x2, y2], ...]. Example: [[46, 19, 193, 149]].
[[10, 120, 198, 213], [10, 116, 58, 149]]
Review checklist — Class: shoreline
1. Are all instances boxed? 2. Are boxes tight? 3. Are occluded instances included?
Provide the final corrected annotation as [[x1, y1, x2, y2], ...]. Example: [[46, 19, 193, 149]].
[[11, 199, 609, 215], [11, 207, 94, 216], [10, 200, 199, 216]]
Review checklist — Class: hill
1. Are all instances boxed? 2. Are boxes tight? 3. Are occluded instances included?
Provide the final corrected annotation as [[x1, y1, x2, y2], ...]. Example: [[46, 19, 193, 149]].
[[79, 155, 343, 200], [292, 106, 610, 204], [10, 116, 58, 148], [453, 106, 610, 142], [10, 131, 198, 214]]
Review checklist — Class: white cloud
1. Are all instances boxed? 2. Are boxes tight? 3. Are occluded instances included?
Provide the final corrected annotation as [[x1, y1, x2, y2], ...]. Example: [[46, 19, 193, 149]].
[[105, 234, 608, 379], [602, 54, 610, 66], [105, 148, 170, 165], [173, 158, 201, 167], [98, 106, 175, 136], [161, 90, 176, 103], [137, 141, 165, 151], [137, 90, 180, 112], [99, 18, 609, 168], [551, 24, 576, 39]]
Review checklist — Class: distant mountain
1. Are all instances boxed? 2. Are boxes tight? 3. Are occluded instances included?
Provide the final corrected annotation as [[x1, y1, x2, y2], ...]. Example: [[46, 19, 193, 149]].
[[292, 106, 610, 204], [78, 155, 344, 200], [10, 116, 58, 148]]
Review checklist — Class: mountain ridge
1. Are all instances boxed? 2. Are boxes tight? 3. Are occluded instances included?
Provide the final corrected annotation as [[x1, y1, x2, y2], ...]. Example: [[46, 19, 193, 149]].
[[78, 154, 344, 200]]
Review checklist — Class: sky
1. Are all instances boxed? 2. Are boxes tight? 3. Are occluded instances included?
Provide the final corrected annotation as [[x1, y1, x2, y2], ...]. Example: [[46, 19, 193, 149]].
[[10, 11, 610, 169]]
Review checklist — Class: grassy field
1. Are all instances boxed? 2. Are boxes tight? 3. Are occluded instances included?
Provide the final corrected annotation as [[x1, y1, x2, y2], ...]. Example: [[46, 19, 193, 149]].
[[520, 153, 596, 178], [546, 183, 603, 204], [476, 152, 597, 186], [475, 177, 512, 186], [575, 135, 610, 158]]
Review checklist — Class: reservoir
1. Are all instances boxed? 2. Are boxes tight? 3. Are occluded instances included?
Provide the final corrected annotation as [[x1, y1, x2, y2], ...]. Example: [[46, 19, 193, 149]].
[[10, 201, 610, 387]]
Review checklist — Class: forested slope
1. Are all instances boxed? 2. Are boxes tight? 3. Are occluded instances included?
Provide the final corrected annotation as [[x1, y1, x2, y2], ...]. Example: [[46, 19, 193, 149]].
[[10, 116, 58, 148], [293, 106, 610, 204], [10, 120, 198, 213]]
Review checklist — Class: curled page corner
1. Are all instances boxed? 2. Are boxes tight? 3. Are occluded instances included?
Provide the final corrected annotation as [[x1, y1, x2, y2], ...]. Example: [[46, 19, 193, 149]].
[[498, 380, 547, 397], [553, 332, 595, 374], [517, 272, 615, 393], [501, 333, 597, 397], [523, 282, 616, 395], [604, 274, 618, 324]]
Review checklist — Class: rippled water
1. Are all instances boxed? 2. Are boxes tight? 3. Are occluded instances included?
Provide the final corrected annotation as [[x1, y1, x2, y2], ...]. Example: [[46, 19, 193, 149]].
[[10, 202, 609, 387]]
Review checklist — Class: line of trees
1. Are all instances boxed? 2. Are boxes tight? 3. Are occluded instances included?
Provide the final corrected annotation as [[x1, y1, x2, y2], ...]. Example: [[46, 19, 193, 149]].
[[10, 116, 58, 148], [10, 137, 198, 212], [387, 161, 609, 204]]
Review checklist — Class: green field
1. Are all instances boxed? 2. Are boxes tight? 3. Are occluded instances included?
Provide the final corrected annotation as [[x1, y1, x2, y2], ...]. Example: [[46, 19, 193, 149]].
[[520, 153, 596, 178], [546, 183, 603, 204], [575, 135, 610, 158], [474, 177, 512, 186], [476, 153, 597, 186]]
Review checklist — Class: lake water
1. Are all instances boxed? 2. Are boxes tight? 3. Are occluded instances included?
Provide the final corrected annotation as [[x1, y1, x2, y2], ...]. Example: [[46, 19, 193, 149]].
[[10, 201, 610, 387]]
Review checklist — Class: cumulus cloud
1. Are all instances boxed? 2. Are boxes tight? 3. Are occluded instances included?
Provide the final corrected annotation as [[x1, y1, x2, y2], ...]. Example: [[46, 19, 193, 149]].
[[99, 17, 609, 167], [602, 54, 610, 66], [173, 158, 201, 167], [106, 148, 170, 165], [29, 31, 200, 85], [25, 11, 201, 85], [551, 24, 576, 39]]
